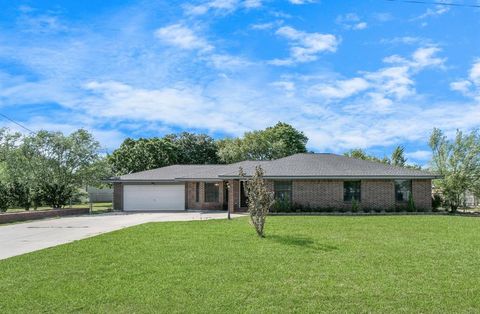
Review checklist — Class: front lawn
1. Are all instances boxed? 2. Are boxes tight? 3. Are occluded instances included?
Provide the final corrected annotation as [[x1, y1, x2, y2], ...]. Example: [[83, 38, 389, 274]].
[[1, 216, 479, 313]]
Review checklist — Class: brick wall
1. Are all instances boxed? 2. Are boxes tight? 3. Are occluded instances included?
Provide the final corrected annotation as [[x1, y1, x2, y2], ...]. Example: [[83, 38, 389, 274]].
[[278, 179, 431, 211], [362, 180, 395, 210], [0, 208, 90, 224], [292, 180, 344, 208], [413, 179, 432, 210], [113, 182, 123, 211], [186, 181, 224, 210]]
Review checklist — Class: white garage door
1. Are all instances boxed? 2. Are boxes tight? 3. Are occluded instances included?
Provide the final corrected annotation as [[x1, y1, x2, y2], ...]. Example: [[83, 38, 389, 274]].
[[123, 184, 185, 211]]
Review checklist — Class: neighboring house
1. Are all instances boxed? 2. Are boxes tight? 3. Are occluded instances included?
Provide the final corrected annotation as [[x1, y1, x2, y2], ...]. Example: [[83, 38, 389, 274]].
[[109, 153, 439, 212]]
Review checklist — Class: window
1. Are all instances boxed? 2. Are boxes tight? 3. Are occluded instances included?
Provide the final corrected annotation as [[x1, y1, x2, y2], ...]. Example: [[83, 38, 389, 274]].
[[204, 182, 219, 202], [344, 181, 361, 202], [195, 182, 200, 202], [274, 181, 292, 203], [395, 180, 412, 202]]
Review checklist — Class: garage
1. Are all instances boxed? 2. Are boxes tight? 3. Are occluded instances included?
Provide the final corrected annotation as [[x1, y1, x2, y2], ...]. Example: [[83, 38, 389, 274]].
[[123, 184, 185, 211]]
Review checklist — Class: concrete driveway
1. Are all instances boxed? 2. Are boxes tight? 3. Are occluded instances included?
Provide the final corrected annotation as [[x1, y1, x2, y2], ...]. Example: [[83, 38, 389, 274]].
[[0, 211, 239, 260]]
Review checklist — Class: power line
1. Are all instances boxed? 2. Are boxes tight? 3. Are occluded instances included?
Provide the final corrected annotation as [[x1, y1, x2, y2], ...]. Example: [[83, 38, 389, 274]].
[[0, 112, 36, 133], [385, 0, 480, 8]]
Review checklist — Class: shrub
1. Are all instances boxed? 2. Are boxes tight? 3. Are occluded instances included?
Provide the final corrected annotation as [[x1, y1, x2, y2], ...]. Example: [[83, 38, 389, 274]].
[[432, 194, 442, 211], [271, 198, 292, 213], [362, 206, 371, 213], [407, 193, 416, 212], [0, 182, 10, 212], [351, 200, 359, 213], [385, 206, 395, 213], [8, 181, 31, 211]]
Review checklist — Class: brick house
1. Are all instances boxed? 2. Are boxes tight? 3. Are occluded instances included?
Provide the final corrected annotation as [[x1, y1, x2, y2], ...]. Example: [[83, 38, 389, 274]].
[[110, 153, 438, 212]]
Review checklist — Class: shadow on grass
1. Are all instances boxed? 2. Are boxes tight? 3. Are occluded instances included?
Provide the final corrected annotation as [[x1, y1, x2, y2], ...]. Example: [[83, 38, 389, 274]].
[[267, 234, 338, 252]]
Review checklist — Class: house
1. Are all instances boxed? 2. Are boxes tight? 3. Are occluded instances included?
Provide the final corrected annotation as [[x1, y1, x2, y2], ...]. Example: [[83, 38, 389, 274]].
[[109, 153, 439, 212]]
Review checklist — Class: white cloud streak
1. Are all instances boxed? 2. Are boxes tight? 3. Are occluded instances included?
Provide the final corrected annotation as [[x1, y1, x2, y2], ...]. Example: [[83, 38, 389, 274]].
[[270, 26, 339, 65]]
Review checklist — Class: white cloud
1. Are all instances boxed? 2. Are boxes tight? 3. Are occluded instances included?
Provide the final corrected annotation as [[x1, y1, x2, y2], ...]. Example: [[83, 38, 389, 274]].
[[183, 0, 262, 15], [415, 5, 450, 20], [470, 60, 480, 84], [154, 24, 213, 51], [309, 77, 369, 100], [383, 46, 446, 70], [382, 36, 428, 45], [450, 59, 480, 100], [353, 22, 367, 30], [244, 0, 262, 8], [250, 20, 283, 30], [306, 46, 446, 106], [406, 150, 432, 161], [336, 13, 368, 31], [288, 0, 316, 4], [270, 26, 339, 65], [450, 80, 472, 93]]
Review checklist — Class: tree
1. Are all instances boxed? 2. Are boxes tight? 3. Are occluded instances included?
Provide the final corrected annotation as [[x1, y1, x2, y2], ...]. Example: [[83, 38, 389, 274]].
[[344, 146, 421, 169], [108, 137, 178, 174], [391, 146, 407, 167], [0, 181, 9, 212], [20, 129, 108, 208], [218, 122, 308, 163], [239, 166, 275, 237], [429, 128, 480, 212], [344, 148, 389, 164], [165, 132, 219, 164]]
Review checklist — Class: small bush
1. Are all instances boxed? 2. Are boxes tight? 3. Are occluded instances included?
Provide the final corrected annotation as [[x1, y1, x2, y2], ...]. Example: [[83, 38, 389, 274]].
[[407, 194, 416, 212], [351, 200, 359, 213], [271, 198, 292, 212], [384, 206, 394, 213], [432, 194, 442, 211]]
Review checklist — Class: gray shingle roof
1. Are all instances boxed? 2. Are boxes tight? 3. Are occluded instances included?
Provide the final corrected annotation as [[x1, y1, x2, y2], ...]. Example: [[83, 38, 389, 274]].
[[111, 153, 438, 182], [219, 153, 438, 179]]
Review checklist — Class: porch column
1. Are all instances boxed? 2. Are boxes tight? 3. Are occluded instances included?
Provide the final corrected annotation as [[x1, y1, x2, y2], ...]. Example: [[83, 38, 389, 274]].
[[228, 179, 235, 213]]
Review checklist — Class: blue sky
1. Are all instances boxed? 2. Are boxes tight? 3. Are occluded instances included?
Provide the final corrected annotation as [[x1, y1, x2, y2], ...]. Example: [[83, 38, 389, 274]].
[[0, 0, 479, 165]]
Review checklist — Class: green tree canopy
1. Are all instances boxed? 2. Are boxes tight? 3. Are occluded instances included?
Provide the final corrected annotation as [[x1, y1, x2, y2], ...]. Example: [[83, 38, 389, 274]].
[[344, 146, 420, 169], [165, 132, 219, 165], [108, 137, 178, 175], [217, 122, 308, 163], [0, 128, 109, 209], [429, 128, 480, 211]]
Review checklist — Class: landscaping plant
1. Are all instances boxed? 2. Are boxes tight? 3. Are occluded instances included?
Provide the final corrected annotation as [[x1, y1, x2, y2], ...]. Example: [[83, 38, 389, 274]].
[[239, 166, 275, 237]]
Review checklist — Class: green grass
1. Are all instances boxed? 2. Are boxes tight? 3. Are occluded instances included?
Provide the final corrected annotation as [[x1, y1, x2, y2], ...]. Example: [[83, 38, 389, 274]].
[[1, 216, 479, 313]]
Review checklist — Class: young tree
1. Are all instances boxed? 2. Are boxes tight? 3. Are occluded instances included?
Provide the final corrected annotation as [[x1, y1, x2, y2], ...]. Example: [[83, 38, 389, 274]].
[[239, 166, 275, 237], [429, 128, 480, 212]]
